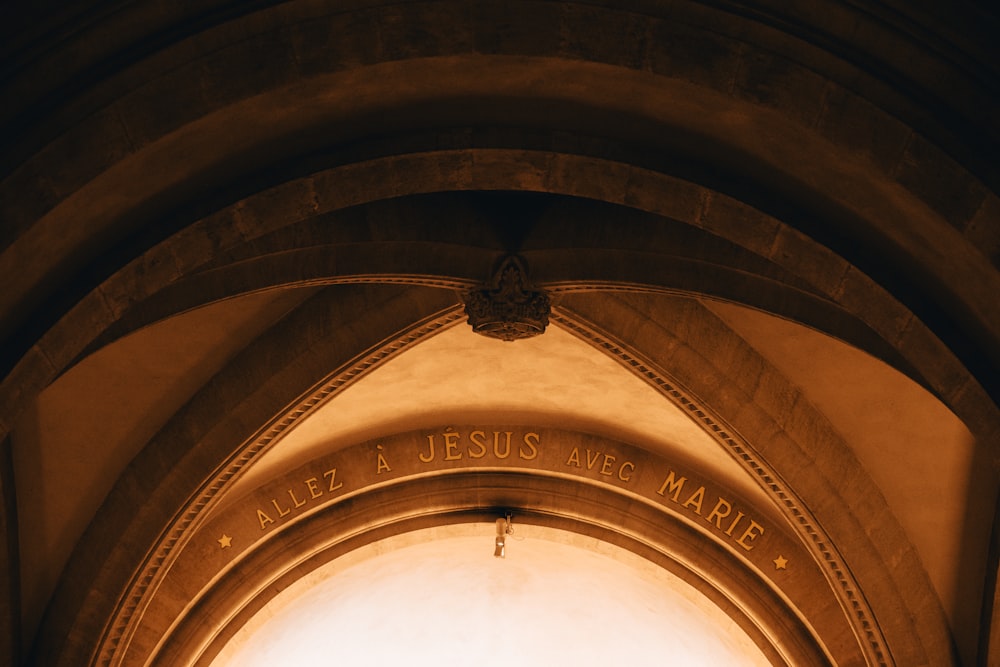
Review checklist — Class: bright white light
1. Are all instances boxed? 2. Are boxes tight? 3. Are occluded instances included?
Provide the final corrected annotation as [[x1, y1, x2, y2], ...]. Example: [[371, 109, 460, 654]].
[[213, 524, 771, 667]]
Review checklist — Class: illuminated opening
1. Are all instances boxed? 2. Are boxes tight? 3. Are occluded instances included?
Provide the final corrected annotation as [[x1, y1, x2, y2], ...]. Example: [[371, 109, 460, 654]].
[[212, 524, 772, 666]]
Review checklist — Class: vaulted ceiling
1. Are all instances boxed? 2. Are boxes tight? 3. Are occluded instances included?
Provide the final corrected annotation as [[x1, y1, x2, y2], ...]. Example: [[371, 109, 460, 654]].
[[1, 2, 998, 666]]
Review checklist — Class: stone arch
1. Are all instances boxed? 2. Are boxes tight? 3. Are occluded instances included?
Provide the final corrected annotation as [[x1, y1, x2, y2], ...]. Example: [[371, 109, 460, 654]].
[[28, 283, 954, 666], [151, 470, 837, 667], [2, 2, 997, 666], [3, 3, 997, 438]]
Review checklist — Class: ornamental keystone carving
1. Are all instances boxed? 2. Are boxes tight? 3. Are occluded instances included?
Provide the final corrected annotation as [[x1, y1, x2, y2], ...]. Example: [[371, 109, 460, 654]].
[[463, 255, 550, 341]]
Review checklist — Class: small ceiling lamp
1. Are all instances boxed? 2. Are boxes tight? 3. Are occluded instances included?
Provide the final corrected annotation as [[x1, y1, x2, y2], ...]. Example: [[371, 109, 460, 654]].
[[494, 514, 513, 558], [464, 255, 550, 342]]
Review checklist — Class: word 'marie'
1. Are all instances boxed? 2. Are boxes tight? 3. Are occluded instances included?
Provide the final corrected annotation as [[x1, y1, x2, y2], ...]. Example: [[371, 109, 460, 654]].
[[656, 471, 764, 551]]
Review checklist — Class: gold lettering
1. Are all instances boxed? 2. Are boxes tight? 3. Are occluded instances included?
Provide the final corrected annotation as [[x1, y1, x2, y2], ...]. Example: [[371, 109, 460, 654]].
[[324, 468, 345, 491], [585, 449, 601, 470], [520, 432, 539, 460], [469, 430, 488, 458], [493, 431, 512, 458], [725, 511, 746, 536], [706, 497, 733, 529], [418, 435, 436, 463], [656, 471, 687, 501], [736, 520, 765, 551], [305, 477, 322, 499], [271, 497, 291, 518], [566, 447, 582, 467], [618, 461, 635, 482], [682, 486, 706, 514], [443, 430, 462, 461], [599, 454, 616, 476], [287, 488, 306, 509], [257, 509, 275, 530]]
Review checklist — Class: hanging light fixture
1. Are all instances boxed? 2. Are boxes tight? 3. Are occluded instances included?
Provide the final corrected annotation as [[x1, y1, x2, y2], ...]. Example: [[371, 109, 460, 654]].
[[494, 514, 513, 558]]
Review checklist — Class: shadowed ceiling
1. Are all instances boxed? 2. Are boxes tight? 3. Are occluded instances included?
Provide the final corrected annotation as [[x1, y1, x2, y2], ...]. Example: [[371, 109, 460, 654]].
[[0, 2, 997, 666]]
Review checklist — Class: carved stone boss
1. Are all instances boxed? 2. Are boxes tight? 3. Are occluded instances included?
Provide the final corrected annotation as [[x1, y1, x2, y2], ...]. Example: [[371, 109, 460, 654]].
[[463, 255, 550, 341]]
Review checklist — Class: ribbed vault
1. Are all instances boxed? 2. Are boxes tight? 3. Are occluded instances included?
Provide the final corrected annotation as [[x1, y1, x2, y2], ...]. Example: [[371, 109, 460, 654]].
[[1, 2, 997, 666]]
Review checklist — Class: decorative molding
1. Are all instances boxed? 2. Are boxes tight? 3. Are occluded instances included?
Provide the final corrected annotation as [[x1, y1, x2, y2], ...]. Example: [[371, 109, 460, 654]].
[[463, 255, 550, 341], [97, 298, 890, 667], [94, 306, 466, 667], [548, 308, 892, 667]]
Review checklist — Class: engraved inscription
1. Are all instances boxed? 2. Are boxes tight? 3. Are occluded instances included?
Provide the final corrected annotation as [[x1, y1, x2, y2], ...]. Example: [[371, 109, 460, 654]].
[[244, 428, 772, 562], [417, 428, 540, 463], [256, 467, 344, 530], [564, 447, 636, 482], [656, 470, 764, 551]]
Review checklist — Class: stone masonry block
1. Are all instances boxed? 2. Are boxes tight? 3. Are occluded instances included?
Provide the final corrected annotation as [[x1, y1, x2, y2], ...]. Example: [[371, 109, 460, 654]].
[[35, 106, 135, 200], [645, 17, 742, 93], [473, 0, 561, 57], [895, 317, 974, 404], [167, 208, 250, 276], [0, 161, 60, 251], [624, 168, 705, 224], [818, 85, 910, 174], [470, 149, 554, 192], [197, 28, 301, 111], [893, 133, 988, 232], [965, 192, 1000, 269], [0, 346, 58, 437], [734, 48, 828, 126], [833, 266, 912, 344], [751, 360, 802, 428], [115, 63, 208, 150], [290, 8, 382, 74], [99, 244, 184, 320], [769, 224, 849, 296], [235, 178, 319, 238], [558, 4, 647, 69], [36, 289, 117, 372], [376, 2, 474, 61], [701, 192, 780, 256], [546, 154, 631, 204]]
